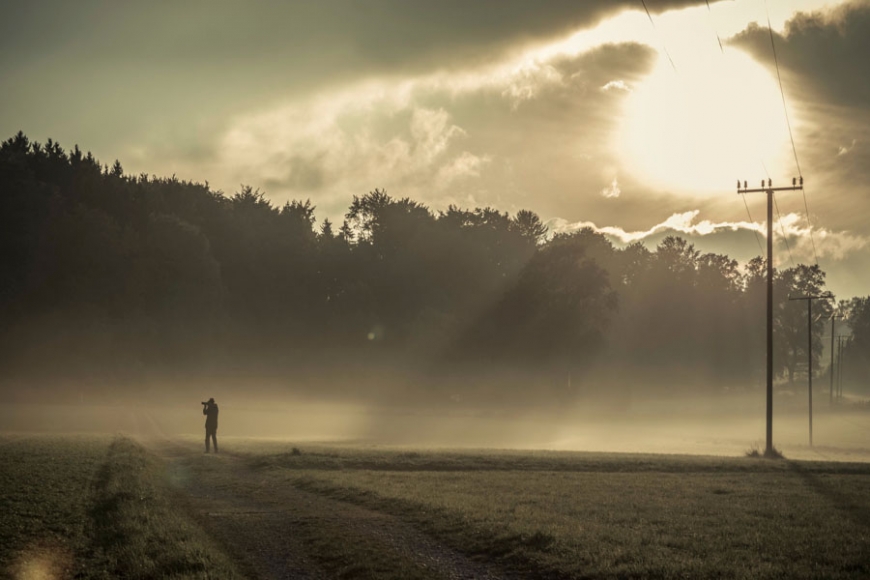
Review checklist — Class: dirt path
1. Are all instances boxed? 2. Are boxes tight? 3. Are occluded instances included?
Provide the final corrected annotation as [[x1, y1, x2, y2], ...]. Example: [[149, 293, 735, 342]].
[[136, 422, 510, 580], [148, 438, 326, 579]]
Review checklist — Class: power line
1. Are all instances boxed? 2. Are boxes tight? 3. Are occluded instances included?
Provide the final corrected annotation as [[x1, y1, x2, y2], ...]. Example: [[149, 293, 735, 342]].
[[764, 3, 801, 177], [648, 0, 769, 266], [645, 0, 767, 266], [702, 8, 765, 261], [764, 1, 820, 266], [800, 188, 820, 265], [772, 192, 795, 267], [741, 193, 765, 256], [705, 0, 725, 54], [641, 0, 678, 71]]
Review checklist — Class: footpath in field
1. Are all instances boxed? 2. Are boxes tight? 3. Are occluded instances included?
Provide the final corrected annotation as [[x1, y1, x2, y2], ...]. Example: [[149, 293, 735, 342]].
[[148, 438, 511, 580]]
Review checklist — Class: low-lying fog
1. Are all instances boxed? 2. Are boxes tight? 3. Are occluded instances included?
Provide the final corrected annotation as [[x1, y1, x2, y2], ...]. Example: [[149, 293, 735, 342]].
[[2, 386, 868, 462]]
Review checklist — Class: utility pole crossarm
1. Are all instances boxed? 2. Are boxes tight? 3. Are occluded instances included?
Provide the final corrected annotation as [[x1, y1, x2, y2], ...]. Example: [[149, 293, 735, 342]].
[[788, 292, 834, 301], [738, 185, 804, 194], [737, 177, 804, 195]]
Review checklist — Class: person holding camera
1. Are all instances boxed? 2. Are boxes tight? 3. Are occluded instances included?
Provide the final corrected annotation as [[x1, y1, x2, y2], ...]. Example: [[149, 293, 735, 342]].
[[202, 398, 219, 453]]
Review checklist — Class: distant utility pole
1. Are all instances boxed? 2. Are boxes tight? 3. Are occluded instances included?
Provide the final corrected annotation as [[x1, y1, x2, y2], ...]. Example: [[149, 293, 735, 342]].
[[737, 177, 803, 456], [789, 292, 833, 446], [829, 314, 842, 405], [837, 335, 847, 400]]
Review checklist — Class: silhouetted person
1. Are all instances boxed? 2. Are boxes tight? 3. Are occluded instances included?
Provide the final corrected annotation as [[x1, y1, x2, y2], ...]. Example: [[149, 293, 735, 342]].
[[202, 398, 219, 453]]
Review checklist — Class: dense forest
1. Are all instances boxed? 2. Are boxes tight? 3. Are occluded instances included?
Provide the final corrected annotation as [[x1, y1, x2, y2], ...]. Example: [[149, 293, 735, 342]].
[[1, 132, 867, 402]]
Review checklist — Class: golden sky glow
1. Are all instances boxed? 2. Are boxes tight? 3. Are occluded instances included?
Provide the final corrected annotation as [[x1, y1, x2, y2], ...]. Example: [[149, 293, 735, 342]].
[[619, 47, 791, 193], [1, 0, 868, 297]]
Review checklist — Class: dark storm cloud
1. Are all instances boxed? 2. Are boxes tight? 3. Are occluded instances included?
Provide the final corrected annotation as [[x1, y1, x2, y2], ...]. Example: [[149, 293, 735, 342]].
[[0, 0, 712, 174], [0, 1, 707, 80], [728, 1, 870, 233], [730, 1, 870, 108]]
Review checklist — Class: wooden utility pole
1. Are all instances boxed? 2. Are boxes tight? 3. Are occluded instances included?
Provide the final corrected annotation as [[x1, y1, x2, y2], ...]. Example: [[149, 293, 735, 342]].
[[789, 292, 833, 446], [737, 177, 803, 456], [837, 336, 847, 399], [829, 314, 841, 405]]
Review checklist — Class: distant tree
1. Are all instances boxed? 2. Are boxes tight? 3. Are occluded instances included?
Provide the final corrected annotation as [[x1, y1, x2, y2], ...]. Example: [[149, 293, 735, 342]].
[[774, 264, 832, 383], [344, 189, 439, 347], [461, 231, 616, 379], [840, 296, 870, 392], [511, 209, 548, 245]]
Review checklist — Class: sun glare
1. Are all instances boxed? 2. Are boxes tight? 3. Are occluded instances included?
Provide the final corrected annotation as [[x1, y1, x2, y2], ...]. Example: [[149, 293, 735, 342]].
[[618, 48, 792, 194]]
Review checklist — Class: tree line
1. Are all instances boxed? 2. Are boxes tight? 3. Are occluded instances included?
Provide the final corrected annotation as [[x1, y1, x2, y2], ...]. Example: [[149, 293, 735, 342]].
[[1, 132, 867, 400]]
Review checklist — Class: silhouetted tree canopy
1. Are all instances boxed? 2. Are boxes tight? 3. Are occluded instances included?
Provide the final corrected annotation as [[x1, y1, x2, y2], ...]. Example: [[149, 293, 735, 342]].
[[1, 132, 862, 400]]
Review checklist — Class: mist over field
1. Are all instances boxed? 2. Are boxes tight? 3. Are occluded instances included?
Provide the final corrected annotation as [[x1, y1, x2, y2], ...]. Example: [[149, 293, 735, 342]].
[[2, 386, 868, 464], [2, 129, 869, 471], [4, 3, 870, 578], [3, 7, 870, 461]]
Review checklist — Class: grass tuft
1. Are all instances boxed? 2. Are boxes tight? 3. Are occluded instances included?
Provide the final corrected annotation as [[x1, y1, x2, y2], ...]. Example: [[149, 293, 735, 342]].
[[746, 444, 785, 459]]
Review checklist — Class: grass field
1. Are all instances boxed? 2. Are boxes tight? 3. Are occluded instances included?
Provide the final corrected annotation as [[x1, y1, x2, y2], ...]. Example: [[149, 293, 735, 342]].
[[2, 431, 870, 579], [0, 434, 244, 579], [246, 443, 870, 579]]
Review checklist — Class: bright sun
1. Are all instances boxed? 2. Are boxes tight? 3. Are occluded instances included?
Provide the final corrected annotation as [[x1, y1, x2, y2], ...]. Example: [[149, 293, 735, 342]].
[[618, 48, 793, 194]]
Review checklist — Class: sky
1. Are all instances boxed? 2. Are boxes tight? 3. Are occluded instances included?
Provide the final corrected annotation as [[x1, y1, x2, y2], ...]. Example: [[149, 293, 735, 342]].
[[2, 0, 869, 299]]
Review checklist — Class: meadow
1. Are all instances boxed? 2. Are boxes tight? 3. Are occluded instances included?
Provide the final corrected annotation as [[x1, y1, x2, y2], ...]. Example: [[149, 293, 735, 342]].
[[0, 434, 243, 579], [245, 442, 870, 579], [2, 429, 869, 579]]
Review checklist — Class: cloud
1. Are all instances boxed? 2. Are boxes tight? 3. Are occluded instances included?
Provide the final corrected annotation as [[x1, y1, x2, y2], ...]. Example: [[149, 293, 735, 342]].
[[547, 207, 870, 297], [210, 39, 656, 218], [837, 139, 857, 156], [551, 210, 758, 243], [601, 80, 632, 92], [548, 209, 867, 262], [774, 213, 870, 261], [219, 100, 471, 208], [0, 1, 709, 155], [727, 1, 870, 236], [730, 1, 870, 109], [499, 62, 565, 107], [0, 1, 669, 221], [437, 152, 492, 185], [601, 177, 622, 198]]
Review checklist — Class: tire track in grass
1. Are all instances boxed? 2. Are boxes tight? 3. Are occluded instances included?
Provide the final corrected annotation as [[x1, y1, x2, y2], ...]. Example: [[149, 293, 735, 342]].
[[82, 436, 246, 579], [145, 437, 513, 580], [134, 428, 332, 580]]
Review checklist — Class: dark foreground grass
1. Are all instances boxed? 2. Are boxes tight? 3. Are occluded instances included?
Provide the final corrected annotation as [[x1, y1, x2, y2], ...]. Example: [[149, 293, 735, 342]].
[[0, 434, 245, 579], [0, 434, 105, 578], [250, 445, 870, 579]]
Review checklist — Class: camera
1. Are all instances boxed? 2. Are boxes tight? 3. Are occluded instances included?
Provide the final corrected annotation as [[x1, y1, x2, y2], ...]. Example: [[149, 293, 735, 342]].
[[201, 401, 208, 405]]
